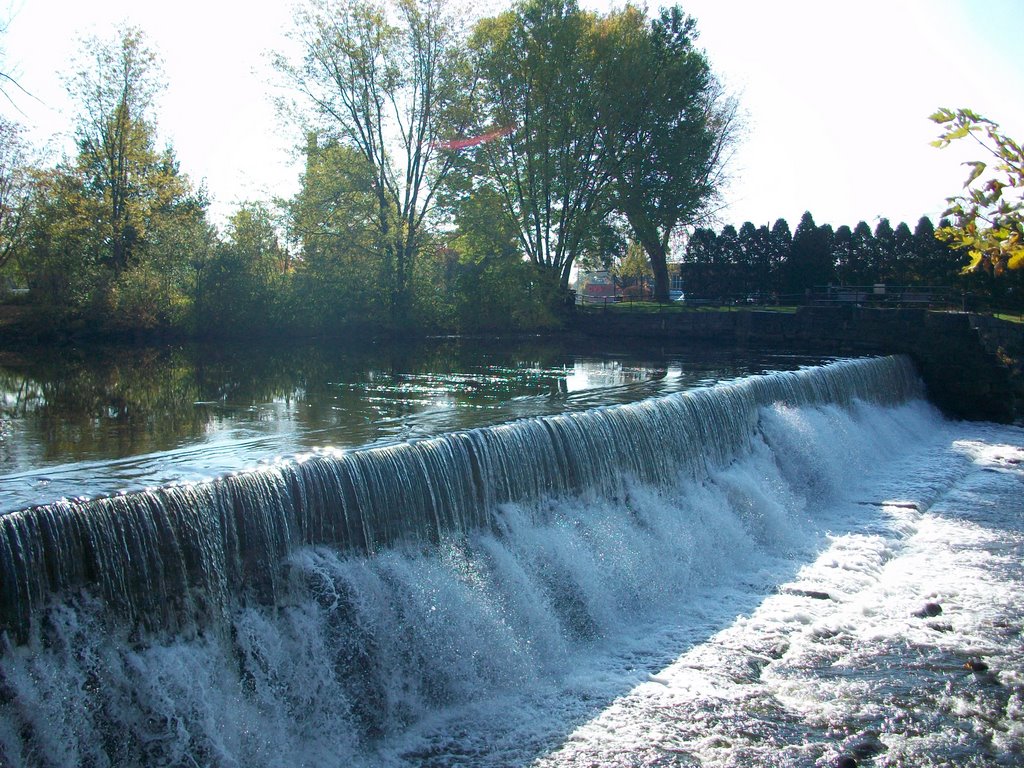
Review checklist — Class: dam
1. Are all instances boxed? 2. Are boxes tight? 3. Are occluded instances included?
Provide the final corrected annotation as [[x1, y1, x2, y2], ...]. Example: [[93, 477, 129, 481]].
[[0, 352, 1021, 766]]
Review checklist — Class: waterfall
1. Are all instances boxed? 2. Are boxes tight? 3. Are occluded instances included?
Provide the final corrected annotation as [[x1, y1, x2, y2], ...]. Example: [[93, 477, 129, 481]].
[[0, 355, 921, 644]]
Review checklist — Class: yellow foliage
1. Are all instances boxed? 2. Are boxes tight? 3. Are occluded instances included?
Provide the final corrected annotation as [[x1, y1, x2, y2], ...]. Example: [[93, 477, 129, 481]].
[[931, 108, 1024, 275]]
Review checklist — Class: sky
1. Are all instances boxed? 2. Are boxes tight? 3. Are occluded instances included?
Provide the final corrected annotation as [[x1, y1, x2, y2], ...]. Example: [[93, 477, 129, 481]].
[[2, 0, 1023, 231]]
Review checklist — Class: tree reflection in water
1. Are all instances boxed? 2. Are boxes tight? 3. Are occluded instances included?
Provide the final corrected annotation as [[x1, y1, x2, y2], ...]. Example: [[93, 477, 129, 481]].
[[0, 338, 824, 512]]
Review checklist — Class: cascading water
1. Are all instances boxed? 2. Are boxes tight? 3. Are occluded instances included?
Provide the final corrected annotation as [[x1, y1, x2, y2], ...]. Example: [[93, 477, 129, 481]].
[[0, 356, 919, 642], [1, 355, 1020, 767]]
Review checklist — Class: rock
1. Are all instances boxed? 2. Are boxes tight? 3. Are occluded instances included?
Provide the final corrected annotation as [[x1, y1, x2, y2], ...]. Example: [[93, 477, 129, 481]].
[[913, 602, 942, 618], [786, 588, 832, 600], [849, 731, 884, 760], [964, 658, 989, 673]]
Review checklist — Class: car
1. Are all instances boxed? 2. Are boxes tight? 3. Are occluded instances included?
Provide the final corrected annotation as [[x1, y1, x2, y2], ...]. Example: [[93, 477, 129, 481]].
[[669, 290, 685, 302]]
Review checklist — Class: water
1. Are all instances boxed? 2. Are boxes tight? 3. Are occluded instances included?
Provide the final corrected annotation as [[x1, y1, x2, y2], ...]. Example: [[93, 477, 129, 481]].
[[0, 338, 826, 513], [0, 353, 1022, 767]]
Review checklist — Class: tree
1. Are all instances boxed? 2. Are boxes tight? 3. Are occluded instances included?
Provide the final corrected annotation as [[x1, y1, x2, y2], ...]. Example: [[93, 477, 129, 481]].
[[469, 0, 607, 294], [737, 221, 772, 297], [681, 226, 718, 297], [831, 224, 853, 285], [65, 26, 164, 275], [786, 211, 833, 296], [613, 240, 653, 299], [21, 27, 212, 330], [931, 108, 1024, 274], [873, 218, 896, 282], [892, 221, 914, 284], [767, 218, 791, 299], [0, 116, 30, 272], [912, 215, 964, 284], [593, 6, 737, 302], [277, 0, 474, 327], [846, 221, 874, 285], [196, 202, 287, 333], [287, 137, 385, 331]]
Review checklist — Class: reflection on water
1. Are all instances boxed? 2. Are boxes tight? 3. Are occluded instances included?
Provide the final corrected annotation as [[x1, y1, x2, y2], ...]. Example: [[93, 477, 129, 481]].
[[0, 338, 832, 512]]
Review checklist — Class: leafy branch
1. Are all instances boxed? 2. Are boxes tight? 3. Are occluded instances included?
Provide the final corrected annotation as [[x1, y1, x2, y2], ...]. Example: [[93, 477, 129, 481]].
[[930, 107, 1024, 275]]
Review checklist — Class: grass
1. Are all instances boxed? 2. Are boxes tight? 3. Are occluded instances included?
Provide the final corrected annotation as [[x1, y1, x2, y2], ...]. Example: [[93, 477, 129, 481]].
[[578, 300, 798, 314], [993, 312, 1024, 324]]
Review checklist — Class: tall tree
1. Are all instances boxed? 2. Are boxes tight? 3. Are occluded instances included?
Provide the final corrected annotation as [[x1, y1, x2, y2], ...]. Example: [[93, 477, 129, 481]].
[[22, 27, 212, 329], [288, 137, 385, 330], [847, 220, 874, 285], [786, 211, 833, 295], [831, 224, 853, 285], [65, 26, 164, 274], [682, 226, 718, 297], [873, 218, 896, 282], [469, 0, 607, 293], [912, 215, 964, 285], [593, 6, 737, 302], [767, 218, 792, 299], [278, 0, 473, 326], [892, 221, 914, 283], [0, 116, 30, 272]]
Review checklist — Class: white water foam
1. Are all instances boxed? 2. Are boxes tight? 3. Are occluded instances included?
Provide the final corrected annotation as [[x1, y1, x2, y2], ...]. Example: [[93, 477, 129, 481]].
[[1, 378, 1021, 767]]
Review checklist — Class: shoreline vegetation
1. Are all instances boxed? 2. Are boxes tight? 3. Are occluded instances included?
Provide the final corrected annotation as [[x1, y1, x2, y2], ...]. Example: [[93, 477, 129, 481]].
[[3, 2, 1022, 348]]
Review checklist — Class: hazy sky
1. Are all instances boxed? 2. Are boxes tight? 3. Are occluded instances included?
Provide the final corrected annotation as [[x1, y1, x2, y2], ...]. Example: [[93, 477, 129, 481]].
[[3, 0, 1023, 230]]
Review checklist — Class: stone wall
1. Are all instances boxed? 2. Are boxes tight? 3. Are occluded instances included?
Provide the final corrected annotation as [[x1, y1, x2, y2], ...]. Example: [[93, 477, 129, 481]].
[[576, 306, 1023, 423]]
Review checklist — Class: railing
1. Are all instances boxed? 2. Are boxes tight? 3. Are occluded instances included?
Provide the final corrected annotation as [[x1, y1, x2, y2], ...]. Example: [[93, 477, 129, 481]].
[[576, 286, 996, 315], [810, 285, 962, 310]]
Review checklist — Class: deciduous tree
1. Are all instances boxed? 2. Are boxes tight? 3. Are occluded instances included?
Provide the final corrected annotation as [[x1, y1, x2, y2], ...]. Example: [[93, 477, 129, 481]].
[[469, 0, 607, 294], [65, 26, 165, 274], [278, 0, 474, 326], [593, 5, 737, 302], [21, 27, 212, 330], [0, 116, 30, 272]]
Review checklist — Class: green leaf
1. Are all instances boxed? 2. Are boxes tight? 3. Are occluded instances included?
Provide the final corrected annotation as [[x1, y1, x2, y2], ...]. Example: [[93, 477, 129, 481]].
[[946, 125, 971, 141], [962, 160, 986, 186]]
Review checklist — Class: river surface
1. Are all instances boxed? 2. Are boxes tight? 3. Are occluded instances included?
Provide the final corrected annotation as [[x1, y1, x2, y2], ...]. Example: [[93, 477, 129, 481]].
[[0, 345, 1021, 768], [0, 337, 829, 512]]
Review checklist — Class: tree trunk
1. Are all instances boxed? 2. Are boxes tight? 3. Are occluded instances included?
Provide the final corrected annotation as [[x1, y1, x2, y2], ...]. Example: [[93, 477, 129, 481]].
[[630, 218, 670, 302]]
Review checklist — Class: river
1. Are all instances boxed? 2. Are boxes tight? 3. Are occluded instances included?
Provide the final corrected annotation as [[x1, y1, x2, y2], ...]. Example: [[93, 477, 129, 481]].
[[0, 342, 1020, 767]]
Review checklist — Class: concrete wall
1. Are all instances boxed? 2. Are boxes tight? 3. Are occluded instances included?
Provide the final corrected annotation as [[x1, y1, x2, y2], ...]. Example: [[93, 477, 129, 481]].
[[576, 307, 1024, 423]]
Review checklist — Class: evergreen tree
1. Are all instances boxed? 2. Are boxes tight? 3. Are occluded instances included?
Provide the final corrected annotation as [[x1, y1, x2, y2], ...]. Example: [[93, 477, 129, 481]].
[[892, 221, 914, 284], [768, 218, 791, 299], [873, 218, 896, 282], [682, 226, 718, 297], [848, 221, 875, 285], [786, 211, 833, 297], [912, 215, 964, 285], [832, 224, 853, 284], [736, 221, 758, 297]]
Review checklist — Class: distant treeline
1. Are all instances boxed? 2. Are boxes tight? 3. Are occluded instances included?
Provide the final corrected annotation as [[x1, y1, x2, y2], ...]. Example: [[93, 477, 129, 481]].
[[2, 1, 1018, 344], [1, 0, 740, 340], [678, 212, 1024, 309]]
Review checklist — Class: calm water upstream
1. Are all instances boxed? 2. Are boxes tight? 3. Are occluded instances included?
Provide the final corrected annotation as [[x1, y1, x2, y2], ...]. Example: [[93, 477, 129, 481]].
[[0, 337, 829, 512]]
